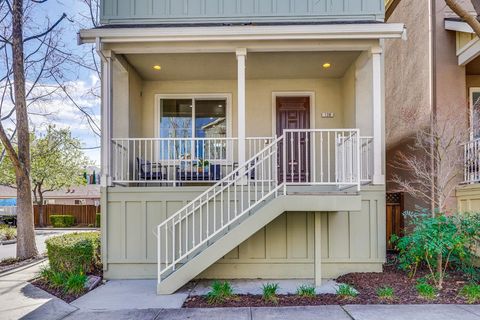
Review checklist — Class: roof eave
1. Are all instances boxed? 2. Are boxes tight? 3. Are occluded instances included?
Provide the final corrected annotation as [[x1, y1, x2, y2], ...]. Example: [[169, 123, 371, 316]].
[[79, 23, 406, 45]]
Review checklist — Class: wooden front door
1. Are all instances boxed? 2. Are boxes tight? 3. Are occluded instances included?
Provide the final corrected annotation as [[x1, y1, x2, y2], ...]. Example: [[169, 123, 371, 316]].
[[276, 96, 310, 183]]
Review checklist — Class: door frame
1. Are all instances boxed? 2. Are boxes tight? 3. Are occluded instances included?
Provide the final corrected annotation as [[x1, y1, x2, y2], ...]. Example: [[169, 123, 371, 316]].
[[271, 91, 316, 136]]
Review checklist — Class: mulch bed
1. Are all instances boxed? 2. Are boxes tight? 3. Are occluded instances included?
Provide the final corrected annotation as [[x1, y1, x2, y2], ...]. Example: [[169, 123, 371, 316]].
[[30, 278, 86, 303], [184, 262, 477, 308], [30, 267, 103, 303]]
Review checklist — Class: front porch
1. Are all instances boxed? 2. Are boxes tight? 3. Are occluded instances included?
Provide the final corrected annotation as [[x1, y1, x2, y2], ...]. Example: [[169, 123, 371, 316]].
[[101, 45, 385, 190]]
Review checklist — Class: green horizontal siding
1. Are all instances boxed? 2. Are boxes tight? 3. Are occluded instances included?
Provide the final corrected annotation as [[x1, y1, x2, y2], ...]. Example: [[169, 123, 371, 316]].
[[101, 0, 385, 25]]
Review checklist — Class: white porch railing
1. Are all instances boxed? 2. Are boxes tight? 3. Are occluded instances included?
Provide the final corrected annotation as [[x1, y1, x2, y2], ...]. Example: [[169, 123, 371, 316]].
[[111, 137, 272, 185], [464, 138, 480, 184], [360, 136, 374, 183], [157, 129, 369, 284]]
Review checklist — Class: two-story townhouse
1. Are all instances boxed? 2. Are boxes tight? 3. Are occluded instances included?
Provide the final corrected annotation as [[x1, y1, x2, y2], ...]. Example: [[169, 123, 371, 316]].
[[79, 0, 405, 294], [386, 0, 480, 216]]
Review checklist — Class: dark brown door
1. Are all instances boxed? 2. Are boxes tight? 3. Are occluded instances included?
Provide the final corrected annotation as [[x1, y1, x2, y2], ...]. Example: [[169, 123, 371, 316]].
[[276, 96, 310, 183]]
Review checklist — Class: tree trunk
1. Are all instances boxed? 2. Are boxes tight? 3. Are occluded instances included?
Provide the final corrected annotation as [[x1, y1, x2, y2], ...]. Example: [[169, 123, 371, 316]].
[[446, 0, 480, 37], [436, 253, 443, 289], [12, 0, 37, 259]]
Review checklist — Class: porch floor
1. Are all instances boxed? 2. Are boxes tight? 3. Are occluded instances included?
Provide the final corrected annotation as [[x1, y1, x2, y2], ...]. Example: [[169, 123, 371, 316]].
[[71, 279, 339, 311]]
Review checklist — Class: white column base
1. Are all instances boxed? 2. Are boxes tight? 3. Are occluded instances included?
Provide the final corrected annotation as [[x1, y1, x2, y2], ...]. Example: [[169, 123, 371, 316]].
[[372, 174, 385, 185]]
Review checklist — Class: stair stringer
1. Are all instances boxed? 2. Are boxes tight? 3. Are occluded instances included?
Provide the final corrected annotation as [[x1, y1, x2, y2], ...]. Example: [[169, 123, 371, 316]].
[[157, 194, 290, 295]]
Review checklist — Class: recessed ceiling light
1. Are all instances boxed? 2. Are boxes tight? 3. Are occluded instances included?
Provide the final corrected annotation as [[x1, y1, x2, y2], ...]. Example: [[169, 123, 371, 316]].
[[323, 63, 331, 69], [153, 65, 162, 70]]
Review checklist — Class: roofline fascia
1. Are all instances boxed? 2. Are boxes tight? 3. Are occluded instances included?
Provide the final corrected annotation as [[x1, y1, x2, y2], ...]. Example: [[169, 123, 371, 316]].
[[445, 19, 475, 34], [79, 23, 406, 44]]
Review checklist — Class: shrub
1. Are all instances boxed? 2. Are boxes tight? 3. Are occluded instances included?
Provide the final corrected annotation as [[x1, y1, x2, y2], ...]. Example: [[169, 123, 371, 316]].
[[460, 283, 480, 304], [0, 226, 16, 241], [377, 286, 395, 300], [50, 215, 75, 228], [296, 284, 316, 298], [415, 282, 437, 300], [96, 213, 100, 228], [336, 284, 358, 299], [46, 232, 100, 274], [39, 266, 87, 295], [391, 211, 480, 289], [262, 283, 279, 303], [206, 281, 234, 304]]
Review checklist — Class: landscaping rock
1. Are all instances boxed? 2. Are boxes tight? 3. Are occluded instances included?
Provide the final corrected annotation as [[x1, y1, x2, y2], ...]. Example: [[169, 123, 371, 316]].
[[85, 275, 102, 291]]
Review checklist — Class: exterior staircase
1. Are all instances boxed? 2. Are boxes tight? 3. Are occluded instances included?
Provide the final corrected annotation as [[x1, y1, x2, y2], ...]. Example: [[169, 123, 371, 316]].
[[156, 130, 366, 294]]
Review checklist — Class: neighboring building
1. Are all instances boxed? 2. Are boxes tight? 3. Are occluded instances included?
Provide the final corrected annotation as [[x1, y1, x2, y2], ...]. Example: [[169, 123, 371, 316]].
[[0, 185, 100, 207], [385, 0, 480, 212], [79, 0, 405, 294]]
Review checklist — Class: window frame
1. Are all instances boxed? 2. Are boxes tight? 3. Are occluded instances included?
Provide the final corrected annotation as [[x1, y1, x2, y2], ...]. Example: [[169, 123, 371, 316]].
[[470, 87, 480, 140], [154, 93, 233, 163]]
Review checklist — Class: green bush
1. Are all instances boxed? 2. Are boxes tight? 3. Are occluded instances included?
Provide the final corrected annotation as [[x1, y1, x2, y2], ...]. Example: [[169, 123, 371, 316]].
[[296, 284, 316, 298], [336, 284, 358, 299], [391, 212, 480, 288], [460, 283, 480, 304], [46, 232, 100, 274], [262, 283, 279, 303], [95, 213, 101, 228], [206, 280, 234, 304], [50, 215, 75, 228], [39, 266, 87, 295]]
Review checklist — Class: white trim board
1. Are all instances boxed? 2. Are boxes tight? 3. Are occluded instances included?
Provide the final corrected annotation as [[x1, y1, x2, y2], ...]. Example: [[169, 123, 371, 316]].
[[79, 23, 406, 44]]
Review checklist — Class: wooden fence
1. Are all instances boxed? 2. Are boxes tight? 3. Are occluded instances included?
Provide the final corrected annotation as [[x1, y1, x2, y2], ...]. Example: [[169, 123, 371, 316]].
[[386, 192, 404, 251], [34, 204, 100, 227]]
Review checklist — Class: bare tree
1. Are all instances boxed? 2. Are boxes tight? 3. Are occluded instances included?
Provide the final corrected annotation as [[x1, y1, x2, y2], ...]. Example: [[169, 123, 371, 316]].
[[445, 0, 480, 37], [0, 0, 68, 259], [391, 112, 469, 215]]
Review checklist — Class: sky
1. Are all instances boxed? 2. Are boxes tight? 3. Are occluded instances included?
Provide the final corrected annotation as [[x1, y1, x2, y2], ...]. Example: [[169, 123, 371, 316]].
[[1, 1, 101, 164]]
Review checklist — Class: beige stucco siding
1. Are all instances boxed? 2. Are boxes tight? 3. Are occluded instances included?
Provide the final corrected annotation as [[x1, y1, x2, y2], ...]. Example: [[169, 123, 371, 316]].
[[139, 78, 346, 139], [102, 186, 385, 280]]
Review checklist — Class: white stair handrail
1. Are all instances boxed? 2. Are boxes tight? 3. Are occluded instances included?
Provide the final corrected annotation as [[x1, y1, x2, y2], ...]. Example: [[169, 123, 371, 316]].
[[157, 135, 283, 281]]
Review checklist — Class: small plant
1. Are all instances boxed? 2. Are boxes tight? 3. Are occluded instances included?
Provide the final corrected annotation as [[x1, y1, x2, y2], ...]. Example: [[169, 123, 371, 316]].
[[460, 283, 480, 304], [336, 284, 358, 299], [416, 282, 437, 300], [64, 272, 87, 295], [376, 286, 395, 300], [296, 284, 316, 298], [39, 267, 66, 289], [262, 283, 279, 303], [206, 281, 234, 304]]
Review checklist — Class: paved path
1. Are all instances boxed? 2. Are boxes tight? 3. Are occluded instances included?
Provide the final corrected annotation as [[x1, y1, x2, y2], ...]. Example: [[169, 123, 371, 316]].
[[62, 305, 480, 320], [1, 263, 480, 320], [0, 261, 76, 320]]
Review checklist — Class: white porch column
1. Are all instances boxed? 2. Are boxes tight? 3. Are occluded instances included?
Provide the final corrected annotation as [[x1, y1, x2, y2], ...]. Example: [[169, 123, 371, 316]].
[[236, 48, 247, 168], [101, 51, 113, 187], [371, 47, 385, 185]]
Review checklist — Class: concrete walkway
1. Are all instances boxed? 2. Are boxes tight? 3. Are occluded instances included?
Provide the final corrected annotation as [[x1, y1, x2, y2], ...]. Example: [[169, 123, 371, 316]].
[[62, 305, 480, 320], [1, 264, 480, 320], [0, 261, 77, 320]]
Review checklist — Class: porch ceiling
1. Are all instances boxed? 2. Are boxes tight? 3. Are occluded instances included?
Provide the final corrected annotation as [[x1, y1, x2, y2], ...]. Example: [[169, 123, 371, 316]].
[[124, 51, 360, 81]]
